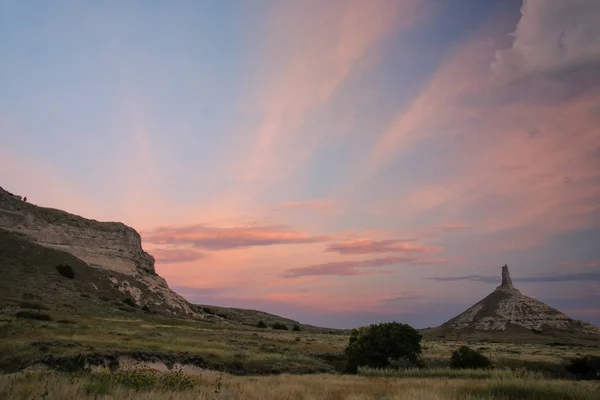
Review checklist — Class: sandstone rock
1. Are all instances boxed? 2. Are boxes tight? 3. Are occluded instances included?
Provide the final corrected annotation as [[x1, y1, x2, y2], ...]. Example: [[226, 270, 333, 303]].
[[440, 265, 599, 335], [0, 186, 200, 318]]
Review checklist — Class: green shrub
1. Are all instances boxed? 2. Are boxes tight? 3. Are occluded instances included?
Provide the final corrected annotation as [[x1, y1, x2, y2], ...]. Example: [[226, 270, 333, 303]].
[[160, 366, 196, 391], [94, 365, 196, 391], [450, 346, 491, 369], [293, 324, 301, 332], [97, 366, 157, 390], [272, 322, 288, 330], [344, 322, 422, 373], [85, 380, 112, 396], [122, 298, 137, 308], [257, 320, 267, 328], [19, 301, 47, 310], [566, 355, 600, 380], [56, 264, 75, 279], [15, 311, 52, 321]]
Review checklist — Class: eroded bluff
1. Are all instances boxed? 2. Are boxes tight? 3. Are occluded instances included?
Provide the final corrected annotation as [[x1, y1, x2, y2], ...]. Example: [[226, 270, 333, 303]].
[[0, 186, 199, 317]]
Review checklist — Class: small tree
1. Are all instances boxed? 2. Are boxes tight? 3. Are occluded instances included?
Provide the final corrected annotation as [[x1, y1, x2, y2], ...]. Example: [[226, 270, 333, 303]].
[[272, 322, 288, 330], [293, 324, 301, 332], [566, 355, 600, 380], [56, 264, 75, 279], [257, 320, 267, 328], [450, 346, 491, 369], [344, 322, 422, 373]]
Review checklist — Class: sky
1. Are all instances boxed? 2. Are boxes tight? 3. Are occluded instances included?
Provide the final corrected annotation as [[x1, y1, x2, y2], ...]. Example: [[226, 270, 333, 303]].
[[1, 0, 599, 329]]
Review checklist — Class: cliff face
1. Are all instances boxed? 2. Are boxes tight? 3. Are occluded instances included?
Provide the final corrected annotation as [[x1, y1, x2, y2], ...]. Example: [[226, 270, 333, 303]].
[[0, 186, 199, 317]]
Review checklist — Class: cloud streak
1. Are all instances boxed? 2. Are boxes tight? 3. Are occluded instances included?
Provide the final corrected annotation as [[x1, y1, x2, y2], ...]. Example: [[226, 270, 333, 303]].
[[277, 199, 343, 215], [284, 256, 449, 278], [325, 238, 442, 255], [430, 271, 600, 284], [152, 249, 208, 264], [142, 224, 329, 250], [235, 0, 423, 183]]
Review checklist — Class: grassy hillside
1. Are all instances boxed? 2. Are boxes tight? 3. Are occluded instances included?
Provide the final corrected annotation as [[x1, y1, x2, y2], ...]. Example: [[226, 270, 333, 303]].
[[0, 229, 198, 319], [196, 304, 345, 334]]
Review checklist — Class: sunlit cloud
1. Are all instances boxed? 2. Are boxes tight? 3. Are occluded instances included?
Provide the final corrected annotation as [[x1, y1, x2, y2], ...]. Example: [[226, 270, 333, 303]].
[[325, 238, 442, 255], [491, 0, 600, 82], [559, 261, 600, 269], [283, 256, 449, 278], [152, 248, 208, 264], [233, 0, 424, 184], [142, 224, 329, 250], [276, 198, 343, 215]]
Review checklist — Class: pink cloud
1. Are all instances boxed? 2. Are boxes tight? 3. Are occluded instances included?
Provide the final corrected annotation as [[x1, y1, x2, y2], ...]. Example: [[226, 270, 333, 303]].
[[277, 198, 343, 215], [152, 249, 208, 264], [232, 0, 425, 184], [283, 255, 450, 278], [362, 12, 600, 250], [325, 238, 442, 254], [560, 261, 600, 269], [142, 224, 329, 250]]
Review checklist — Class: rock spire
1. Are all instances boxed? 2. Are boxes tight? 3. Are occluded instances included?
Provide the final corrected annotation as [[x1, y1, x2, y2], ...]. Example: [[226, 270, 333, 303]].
[[499, 264, 515, 289]]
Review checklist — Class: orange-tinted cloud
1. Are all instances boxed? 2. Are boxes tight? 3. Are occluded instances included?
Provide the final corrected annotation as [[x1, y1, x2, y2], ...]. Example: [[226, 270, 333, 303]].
[[283, 255, 449, 278], [142, 224, 329, 250], [152, 248, 208, 264], [277, 199, 343, 215], [325, 238, 441, 255]]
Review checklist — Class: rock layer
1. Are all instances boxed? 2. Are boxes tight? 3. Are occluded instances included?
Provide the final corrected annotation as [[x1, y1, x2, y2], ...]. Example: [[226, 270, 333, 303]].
[[0, 186, 199, 317], [441, 265, 599, 335]]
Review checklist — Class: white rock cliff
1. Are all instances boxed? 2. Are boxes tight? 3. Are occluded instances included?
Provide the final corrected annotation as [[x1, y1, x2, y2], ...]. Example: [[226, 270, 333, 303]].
[[0, 186, 199, 317]]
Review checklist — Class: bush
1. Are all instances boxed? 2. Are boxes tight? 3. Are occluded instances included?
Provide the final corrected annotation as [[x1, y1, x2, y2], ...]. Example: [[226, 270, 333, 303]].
[[19, 301, 47, 310], [94, 365, 196, 391], [344, 322, 422, 373], [566, 355, 600, 380], [450, 346, 492, 369], [56, 264, 75, 279], [122, 298, 137, 308], [257, 320, 267, 328], [272, 322, 288, 330], [15, 311, 52, 321], [293, 324, 301, 332]]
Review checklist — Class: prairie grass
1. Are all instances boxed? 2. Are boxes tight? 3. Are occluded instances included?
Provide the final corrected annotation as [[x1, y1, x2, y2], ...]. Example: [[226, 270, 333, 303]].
[[1, 369, 599, 400], [358, 366, 547, 380]]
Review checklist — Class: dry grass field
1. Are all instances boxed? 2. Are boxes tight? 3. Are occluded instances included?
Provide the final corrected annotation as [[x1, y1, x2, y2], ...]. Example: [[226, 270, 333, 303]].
[[1, 368, 599, 400], [1, 310, 599, 399]]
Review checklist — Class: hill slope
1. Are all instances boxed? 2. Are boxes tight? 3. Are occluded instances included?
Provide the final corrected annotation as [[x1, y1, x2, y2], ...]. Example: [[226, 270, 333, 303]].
[[0, 186, 340, 331], [426, 265, 599, 344]]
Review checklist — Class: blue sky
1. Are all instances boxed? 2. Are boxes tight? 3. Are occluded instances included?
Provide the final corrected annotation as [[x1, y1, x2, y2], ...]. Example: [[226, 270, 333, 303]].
[[1, 0, 599, 328]]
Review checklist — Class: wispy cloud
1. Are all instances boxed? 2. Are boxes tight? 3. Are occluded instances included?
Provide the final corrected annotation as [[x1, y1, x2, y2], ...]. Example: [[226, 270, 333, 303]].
[[325, 238, 442, 255], [430, 271, 600, 284], [283, 256, 449, 278], [559, 261, 600, 269], [378, 291, 422, 304], [142, 224, 329, 250], [277, 199, 343, 215], [234, 0, 424, 183], [152, 249, 208, 264]]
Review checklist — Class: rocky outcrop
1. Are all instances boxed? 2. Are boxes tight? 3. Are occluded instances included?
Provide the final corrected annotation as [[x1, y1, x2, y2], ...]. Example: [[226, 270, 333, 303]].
[[0, 186, 199, 318], [440, 265, 599, 335]]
